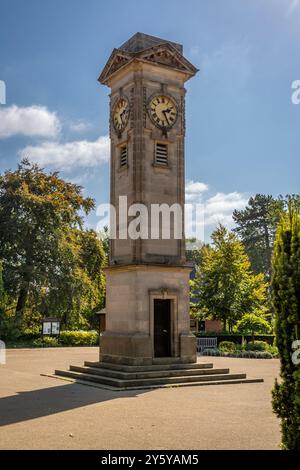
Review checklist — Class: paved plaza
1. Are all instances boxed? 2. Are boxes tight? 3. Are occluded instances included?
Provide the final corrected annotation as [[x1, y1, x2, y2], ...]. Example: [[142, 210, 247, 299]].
[[0, 347, 281, 450]]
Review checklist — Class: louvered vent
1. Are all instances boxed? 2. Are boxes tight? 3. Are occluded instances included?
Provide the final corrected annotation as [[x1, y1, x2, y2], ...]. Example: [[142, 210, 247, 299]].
[[155, 143, 168, 165], [120, 145, 128, 167]]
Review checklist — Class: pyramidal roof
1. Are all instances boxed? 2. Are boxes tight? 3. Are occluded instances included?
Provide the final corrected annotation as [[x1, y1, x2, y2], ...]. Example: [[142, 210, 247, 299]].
[[119, 32, 183, 54]]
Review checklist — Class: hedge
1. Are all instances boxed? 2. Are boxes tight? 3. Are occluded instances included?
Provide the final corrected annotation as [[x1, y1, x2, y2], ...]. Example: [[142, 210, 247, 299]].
[[59, 330, 98, 346], [202, 349, 274, 359], [194, 332, 275, 345]]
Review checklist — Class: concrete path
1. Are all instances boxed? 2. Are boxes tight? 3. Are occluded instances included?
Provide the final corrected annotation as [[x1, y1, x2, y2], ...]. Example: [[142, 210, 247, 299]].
[[0, 347, 281, 450]]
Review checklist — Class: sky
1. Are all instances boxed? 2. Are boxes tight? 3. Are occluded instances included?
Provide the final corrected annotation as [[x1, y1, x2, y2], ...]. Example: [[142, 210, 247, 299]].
[[0, 0, 299, 242]]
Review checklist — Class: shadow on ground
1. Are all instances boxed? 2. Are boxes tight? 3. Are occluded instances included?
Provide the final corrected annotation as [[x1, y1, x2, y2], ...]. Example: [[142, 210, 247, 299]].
[[0, 381, 141, 426]]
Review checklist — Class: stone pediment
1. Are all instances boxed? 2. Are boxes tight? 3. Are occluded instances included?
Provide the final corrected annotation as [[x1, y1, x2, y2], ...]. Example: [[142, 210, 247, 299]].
[[99, 42, 198, 85], [139, 43, 197, 74], [98, 49, 133, 84]]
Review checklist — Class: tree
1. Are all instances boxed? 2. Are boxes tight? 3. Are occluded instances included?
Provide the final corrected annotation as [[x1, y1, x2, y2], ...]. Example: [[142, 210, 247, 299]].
[[98, 225, 110, 264], [271, 207, 300, 450], [233, 194, 283, 278], [0, 260, 5, 320], [186, 239, 209, 267], [0, 159, 95, 319], [39, 228, 106, 329], [236, 313, 271, 342], [191, 225, 268, 331]]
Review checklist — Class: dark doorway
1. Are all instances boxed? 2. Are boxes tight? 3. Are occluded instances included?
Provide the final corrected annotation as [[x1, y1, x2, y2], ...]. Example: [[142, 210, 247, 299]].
[[154, 299, 171, 357]]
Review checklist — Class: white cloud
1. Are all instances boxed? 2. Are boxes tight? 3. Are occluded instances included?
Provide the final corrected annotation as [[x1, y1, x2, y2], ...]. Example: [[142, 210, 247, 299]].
[[205, 191, 248, 228], [185, 181, 249, 240], [0, 105, 60, 139], [69, 120, 91, 133], [19, 135, 110, 171], [185, 180, 209, 202]]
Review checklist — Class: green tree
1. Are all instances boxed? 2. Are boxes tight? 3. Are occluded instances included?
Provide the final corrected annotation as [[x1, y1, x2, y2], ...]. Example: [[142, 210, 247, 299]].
[[0, 261, 4, 307], [40, 229, 106, 329], [98, 225, 110, 264], [191, 225, 268, 331], [0, 261, 5, 322], [236, 313, 271, 342], [0, 159, 94, 320], [271, 207, 300, 450], [186, 239, 209, 267], [233, 194, 283, 278]]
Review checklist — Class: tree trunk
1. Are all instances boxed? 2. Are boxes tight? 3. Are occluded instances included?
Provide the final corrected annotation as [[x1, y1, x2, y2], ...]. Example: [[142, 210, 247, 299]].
[[15, 285, 29, 318]]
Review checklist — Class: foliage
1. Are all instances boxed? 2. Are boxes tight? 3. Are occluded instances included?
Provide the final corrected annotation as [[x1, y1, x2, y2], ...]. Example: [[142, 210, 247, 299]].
[[218, 341, 236, 352], [233, 194, 284, 278], [236, 313, 271, 342], [98, 225, 110, 263], [0, 312, 23, 341], [271, 206, 300, 450], [202, 349, 273, 359], [186, 239, 209, 267], [0, 159, 94, 317], [32, 336, 59, 348], [244, 340, 269, 351], [0, 160, 105, 334], [59, 330, 98, 346], [0, 261, 4, 309], [41, 229, 106, 329], [191, 225, 268, 331]]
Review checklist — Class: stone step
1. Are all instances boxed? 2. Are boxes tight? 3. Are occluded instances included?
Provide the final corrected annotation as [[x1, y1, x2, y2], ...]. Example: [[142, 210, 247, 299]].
[[70, 365, 230, 380], [85, 361, 214, 373], [152, 357, 194, 365], [55, 368, 249, 388], [55, 372, 264, 390]]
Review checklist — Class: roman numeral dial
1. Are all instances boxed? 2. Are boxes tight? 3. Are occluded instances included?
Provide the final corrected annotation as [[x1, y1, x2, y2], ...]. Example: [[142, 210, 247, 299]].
[[112, 97, 130, 133], [148, 94, 178, 130]]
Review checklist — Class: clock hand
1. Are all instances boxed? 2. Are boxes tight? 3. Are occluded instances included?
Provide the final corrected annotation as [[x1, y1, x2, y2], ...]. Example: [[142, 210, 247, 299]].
[[120, 109, 127, 123], [162, 109, 170, 126]]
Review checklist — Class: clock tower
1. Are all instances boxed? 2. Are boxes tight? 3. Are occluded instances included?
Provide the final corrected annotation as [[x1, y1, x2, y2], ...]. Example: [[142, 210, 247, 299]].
[[98, 33, 198, 365], [55, 33, 262, 388]]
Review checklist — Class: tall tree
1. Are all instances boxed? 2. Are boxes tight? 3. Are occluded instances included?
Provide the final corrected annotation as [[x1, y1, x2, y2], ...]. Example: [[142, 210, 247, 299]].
[[272, 207, 300, 450], [233, 194, 283, 278], [39, 229, 106, 328], [191, 225, 268, 331], [0, 159, 94, 319]]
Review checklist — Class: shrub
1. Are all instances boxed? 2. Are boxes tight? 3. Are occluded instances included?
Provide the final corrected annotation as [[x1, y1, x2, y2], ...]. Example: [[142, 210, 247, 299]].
[[267, 345, 279, 357], [21, 327, 41, 340], [219, 341, 236, 352], [59, 330, 98, 346], [240, 350, 273, 359], [0, 314, 23, 341], [203, 348, 220, 356], [202, 349, 274, 359], [236, 313, 271, 341], [32, 336, 59, 347], [244, 340, 269, 351], [272, 208, 300, 450]]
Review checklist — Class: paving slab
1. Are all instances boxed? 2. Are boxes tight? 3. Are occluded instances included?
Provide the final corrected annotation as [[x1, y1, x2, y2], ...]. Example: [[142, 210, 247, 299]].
[[0, 347, 281, 450]]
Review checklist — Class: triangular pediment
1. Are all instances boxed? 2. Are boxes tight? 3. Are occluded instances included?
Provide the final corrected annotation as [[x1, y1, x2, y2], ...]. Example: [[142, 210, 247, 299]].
[[139, 43, 198, 75], [99, 38, 198, 85], [98, 49, 133, 84]]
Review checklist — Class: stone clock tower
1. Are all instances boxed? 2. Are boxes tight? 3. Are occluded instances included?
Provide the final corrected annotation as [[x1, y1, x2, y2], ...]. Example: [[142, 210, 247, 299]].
[[98, 33, 198, 366], [55, 33, 261, 388]]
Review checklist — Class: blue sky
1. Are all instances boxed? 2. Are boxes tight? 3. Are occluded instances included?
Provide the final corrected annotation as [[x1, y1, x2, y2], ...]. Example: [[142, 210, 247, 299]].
[[0, 0, 299, 241]]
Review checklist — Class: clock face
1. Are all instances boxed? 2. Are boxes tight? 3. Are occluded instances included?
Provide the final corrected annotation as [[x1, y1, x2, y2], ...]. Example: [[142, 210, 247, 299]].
[[112, 97, 130, 133], [148, 94, 178, 130]]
